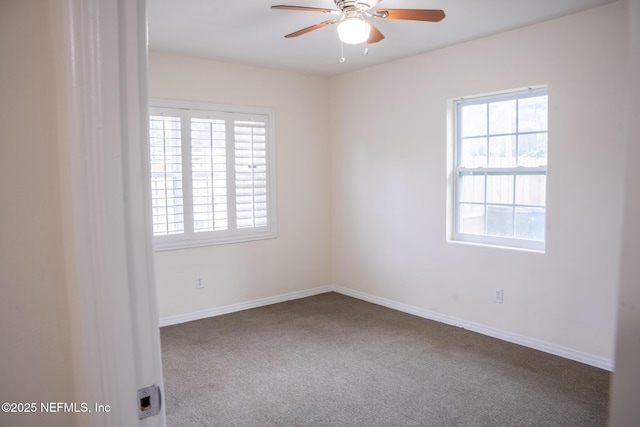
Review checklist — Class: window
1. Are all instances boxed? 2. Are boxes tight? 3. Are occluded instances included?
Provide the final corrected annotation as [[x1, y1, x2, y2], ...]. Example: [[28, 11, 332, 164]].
[[149, 100, 276, 250], [452, 87, 548, 251]]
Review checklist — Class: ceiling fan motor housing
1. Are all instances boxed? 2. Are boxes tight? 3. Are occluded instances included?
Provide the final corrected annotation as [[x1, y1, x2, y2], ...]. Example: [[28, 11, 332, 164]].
[[334, 0, 381, 12]]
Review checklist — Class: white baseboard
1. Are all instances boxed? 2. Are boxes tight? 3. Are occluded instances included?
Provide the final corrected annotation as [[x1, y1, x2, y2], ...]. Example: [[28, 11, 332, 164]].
[[332, 285, 614, 371], [159, 285, 333, 327], [158, 284, 613, 371]]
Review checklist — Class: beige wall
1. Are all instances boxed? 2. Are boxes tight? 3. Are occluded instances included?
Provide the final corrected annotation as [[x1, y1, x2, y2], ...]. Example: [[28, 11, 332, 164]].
[[148, 53, 332, 317], [0, 1, 76, 426], [330, 1, 627, 363]]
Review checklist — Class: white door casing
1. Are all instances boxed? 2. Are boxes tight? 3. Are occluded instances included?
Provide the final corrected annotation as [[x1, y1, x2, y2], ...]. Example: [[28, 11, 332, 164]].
[[62, 0, 165, 425]]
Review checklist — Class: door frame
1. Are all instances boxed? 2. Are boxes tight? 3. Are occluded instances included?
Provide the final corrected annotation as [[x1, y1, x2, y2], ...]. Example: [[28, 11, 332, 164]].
[[62, 0, 165, 425]]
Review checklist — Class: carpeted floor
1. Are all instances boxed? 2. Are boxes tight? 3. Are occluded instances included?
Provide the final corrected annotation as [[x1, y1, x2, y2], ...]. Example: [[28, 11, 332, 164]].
[[160, 292, 610, 426]]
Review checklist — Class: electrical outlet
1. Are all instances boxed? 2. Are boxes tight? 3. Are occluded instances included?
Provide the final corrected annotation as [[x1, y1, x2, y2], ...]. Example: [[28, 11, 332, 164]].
[[196, 276, 204, 289], [494, 289, 504, 304]]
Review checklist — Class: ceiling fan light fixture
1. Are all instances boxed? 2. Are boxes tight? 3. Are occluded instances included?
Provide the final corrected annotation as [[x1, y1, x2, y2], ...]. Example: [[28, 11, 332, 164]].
[[337, 16, 370, 45]]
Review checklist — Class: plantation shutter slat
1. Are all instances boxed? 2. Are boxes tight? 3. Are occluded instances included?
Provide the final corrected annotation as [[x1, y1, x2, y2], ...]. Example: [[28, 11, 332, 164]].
[[149, 114, 184, 236], [191, 116, 228, 232], [234, 119, 269, 228]]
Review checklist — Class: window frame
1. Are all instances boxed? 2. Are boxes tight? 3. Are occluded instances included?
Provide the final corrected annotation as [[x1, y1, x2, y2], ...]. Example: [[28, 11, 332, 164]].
[[149, 99, 277, 251], [451, 87, 548, 252]]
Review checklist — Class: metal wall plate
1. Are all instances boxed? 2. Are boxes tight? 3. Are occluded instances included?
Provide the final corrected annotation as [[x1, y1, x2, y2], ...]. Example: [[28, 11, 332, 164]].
[[138, 384, 162, 419]]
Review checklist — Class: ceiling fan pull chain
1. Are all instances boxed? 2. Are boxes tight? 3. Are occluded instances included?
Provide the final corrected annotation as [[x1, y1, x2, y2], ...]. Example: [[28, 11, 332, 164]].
[[339, 41, 346, 63]]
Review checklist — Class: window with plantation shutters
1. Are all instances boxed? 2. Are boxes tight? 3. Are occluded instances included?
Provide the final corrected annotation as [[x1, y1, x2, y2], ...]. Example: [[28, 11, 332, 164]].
[[149, 101, 276, 250]]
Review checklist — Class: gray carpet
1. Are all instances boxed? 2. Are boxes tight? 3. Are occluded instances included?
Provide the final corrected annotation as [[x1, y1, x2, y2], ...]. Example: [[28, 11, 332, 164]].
[[160, 292, 610, 426]]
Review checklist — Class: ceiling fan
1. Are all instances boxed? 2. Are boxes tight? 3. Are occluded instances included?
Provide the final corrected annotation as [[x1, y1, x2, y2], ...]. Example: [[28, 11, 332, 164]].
[[271, 0, 445, 46]]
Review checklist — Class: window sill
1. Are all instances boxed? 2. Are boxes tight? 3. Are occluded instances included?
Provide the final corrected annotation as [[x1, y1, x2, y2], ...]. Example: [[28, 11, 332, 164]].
[[154, 231, 277, 252], [448, 236, 545, 254]]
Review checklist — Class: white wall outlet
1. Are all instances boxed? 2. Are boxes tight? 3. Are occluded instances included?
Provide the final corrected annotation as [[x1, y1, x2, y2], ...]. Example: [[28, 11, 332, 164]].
[[494, 289, 504, 304], [196, 276, 204, 289]]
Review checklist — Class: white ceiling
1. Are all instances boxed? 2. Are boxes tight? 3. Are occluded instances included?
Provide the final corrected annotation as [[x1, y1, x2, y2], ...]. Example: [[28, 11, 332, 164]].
[[148, 0, 617, 76]]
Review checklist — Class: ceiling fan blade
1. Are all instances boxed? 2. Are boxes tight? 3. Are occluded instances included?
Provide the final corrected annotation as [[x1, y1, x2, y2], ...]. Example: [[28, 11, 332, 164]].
[[367, 22, 385, 43], [271, 5, 340, 14], [284, 19, 339, 38], [374, 9, 445, 22]]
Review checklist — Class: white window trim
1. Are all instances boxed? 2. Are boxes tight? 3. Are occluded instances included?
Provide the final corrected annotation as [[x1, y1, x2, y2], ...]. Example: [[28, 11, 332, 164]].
[[451, 86, 548, 252], [149, 99, 277, 251]]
